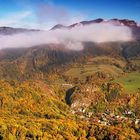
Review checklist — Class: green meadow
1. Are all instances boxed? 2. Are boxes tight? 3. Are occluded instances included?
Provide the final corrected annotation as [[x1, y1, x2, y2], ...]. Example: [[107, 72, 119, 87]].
[[115, 72, 140, 92]]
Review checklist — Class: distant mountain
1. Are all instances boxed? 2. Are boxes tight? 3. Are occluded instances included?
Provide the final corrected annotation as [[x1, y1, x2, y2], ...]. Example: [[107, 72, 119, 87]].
[[109, 19, 138, 27], [69, 18, 104, 28], [0, 27, 40, 35], [51, 18, 138, 30], [51, 24, 68, 30], [0, 19, 139, 39], [51, 18, 140, 39]]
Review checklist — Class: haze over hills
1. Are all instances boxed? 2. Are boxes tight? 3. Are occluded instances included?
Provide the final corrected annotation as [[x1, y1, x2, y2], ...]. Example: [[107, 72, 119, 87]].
[[0, 18, 139, 51], [0, 18, 139, 35], [0, 18, 139, 56], [51, 18, 140, 41], [0, 18, 139, 33], [0, 19, 140, 49]]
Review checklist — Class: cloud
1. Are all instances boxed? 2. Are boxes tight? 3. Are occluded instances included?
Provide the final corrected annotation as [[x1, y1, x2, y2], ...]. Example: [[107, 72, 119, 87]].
[[34, 2, 86, 28], [0, 23, 133, 50], [35, 3, 69, 24], [0, 11, 32, 27], [0, 0, 86, 29]]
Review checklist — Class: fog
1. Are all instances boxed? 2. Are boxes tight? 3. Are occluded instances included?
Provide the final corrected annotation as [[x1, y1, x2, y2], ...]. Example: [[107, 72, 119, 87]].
[[0, 23, 133, 50]]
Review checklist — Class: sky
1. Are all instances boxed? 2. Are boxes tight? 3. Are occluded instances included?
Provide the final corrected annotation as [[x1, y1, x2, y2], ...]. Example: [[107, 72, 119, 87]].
[[0, 0, 140, 29]]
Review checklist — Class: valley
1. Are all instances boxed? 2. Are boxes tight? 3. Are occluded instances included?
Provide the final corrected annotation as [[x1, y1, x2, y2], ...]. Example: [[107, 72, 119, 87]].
[[0, 38, 140, 139]]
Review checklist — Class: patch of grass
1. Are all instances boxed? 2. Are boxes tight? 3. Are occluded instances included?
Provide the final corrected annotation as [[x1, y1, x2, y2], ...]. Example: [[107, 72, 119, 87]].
[[64, 64, 123, 80], [115, 72, 140, 92], [63, 56, 126, 80]]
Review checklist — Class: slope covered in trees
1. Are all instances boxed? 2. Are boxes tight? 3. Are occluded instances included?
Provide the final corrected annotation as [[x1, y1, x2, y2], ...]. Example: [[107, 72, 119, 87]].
[[0, 41, 140, 139]]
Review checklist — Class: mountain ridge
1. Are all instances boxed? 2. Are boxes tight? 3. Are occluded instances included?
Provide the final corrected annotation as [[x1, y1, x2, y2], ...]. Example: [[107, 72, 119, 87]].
[[51, 18, 139, 30], [0, 18, 139, 35], [0, 26, 40, 35]]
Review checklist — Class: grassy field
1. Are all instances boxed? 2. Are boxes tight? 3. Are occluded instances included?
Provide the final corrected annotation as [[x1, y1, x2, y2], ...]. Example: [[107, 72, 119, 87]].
[[61, 56, 140, 93], [64, 56, 126, 80], [64, 64, 124, 80], [115, 72, 140, 92]]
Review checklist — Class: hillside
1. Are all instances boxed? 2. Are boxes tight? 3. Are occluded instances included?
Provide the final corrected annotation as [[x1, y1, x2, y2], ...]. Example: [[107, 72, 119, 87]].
[[0, 79, 140, 139], [0, 41, 140, 81], [0, 39, 140, 139]]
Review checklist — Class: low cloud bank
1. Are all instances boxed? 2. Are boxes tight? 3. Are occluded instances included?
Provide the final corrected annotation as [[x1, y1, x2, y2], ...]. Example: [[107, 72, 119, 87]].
[[0, 23, 133, 50]]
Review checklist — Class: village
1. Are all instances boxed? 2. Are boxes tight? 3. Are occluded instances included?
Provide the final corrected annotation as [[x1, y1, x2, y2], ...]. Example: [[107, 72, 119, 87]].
[[71, 107, 140, 127]]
